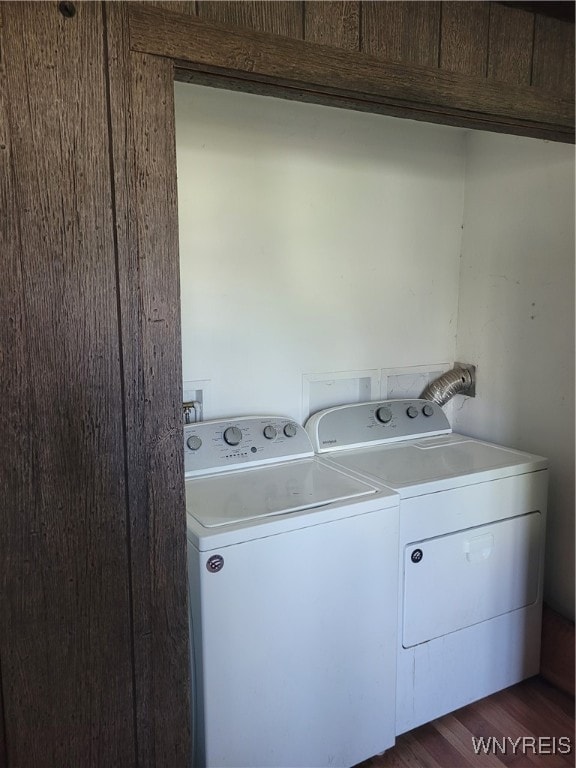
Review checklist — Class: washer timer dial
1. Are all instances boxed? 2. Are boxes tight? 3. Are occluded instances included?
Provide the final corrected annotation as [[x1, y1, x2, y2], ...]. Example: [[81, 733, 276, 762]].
[[223, 426, 242, 446]]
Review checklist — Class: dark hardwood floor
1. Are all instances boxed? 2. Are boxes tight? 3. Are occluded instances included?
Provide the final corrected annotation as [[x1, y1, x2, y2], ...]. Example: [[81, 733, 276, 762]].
[[357, 677, 575, 768]]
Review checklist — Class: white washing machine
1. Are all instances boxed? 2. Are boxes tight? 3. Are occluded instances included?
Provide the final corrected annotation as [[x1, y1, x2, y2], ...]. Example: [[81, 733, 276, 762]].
[[184, 416, 400, 768], [305, 399, 548, 735]]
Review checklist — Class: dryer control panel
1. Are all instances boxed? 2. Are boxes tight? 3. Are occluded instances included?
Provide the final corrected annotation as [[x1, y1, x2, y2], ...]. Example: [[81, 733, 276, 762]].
[[306, 399, 451, 453], [184, 416, 313, 477]]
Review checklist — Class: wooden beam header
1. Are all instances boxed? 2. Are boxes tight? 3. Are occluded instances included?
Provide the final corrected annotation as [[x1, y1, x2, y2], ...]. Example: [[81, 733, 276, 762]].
[[128, 4, 574, 143]]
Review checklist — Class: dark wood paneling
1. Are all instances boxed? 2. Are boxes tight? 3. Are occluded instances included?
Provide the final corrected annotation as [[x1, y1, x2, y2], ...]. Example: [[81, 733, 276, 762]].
[[0, 658, 5, 768], [0, 9, 11, 767], [0, 2, 135, 766], [144, 0, 196, 13], [130, 6, 573, 142], [362, 1, 441, 67], [499, 1, 575, 23], [105, 5, 190, 766], [304, 1, 359, 51], [198, 1, 303, 38], [532, 14, 575, 97], [488, 3, 534, 86], [440, 1, 490, 77]]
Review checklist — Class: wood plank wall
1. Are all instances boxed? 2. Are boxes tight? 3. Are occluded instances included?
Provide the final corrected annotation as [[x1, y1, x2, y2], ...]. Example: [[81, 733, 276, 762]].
[[0, 3, 136, 765], [0, 3, 190, 766], [104, 4, 191, 765], [147, 0, 575, 98]]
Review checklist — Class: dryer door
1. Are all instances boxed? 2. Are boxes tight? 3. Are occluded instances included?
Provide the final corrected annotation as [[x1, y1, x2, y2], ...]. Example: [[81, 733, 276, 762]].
[[402, 511, 541, 648]]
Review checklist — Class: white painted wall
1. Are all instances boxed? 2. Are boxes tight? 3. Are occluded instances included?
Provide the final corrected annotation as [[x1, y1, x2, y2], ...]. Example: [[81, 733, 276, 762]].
[[175, 83, 466, 422], [454, 133, 575, 620]]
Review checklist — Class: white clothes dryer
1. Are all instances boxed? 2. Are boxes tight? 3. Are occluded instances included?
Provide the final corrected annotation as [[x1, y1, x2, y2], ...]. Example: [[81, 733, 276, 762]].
[[306, 399, 548, 735], [184, 416, 400, 768]]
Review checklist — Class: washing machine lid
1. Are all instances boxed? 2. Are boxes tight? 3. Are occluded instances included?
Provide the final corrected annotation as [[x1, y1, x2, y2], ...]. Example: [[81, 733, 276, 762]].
[[186, 457, 385, 528], [327, 434, 548, 497]]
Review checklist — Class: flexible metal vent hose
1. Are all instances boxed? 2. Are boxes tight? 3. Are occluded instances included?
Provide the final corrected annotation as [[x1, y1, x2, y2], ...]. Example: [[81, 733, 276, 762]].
[[421, 367, 473, 407]]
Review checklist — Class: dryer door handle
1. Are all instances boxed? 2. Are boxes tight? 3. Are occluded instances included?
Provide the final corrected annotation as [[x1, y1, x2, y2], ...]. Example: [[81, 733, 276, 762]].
[[464, 533, 493, 563]]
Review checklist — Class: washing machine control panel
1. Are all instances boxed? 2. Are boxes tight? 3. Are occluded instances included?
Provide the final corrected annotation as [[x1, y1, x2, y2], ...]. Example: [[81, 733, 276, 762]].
[[184, 416, 313, 476], [306, 399, 451, 453]]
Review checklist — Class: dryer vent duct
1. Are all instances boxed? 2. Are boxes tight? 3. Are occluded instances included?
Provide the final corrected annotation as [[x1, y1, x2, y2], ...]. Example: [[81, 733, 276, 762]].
[[421, 364, 476, 407]]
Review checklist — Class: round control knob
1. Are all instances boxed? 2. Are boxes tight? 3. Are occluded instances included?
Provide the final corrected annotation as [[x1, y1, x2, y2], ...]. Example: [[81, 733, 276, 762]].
[[186, 435, 202, 451], [263, 425, 277, 440], [376, 407, 392, 424], [406, 406, 419, 419], [422, 403, 434, 417], [223, 426, 242, 446], [283, 423, 297, 438]]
